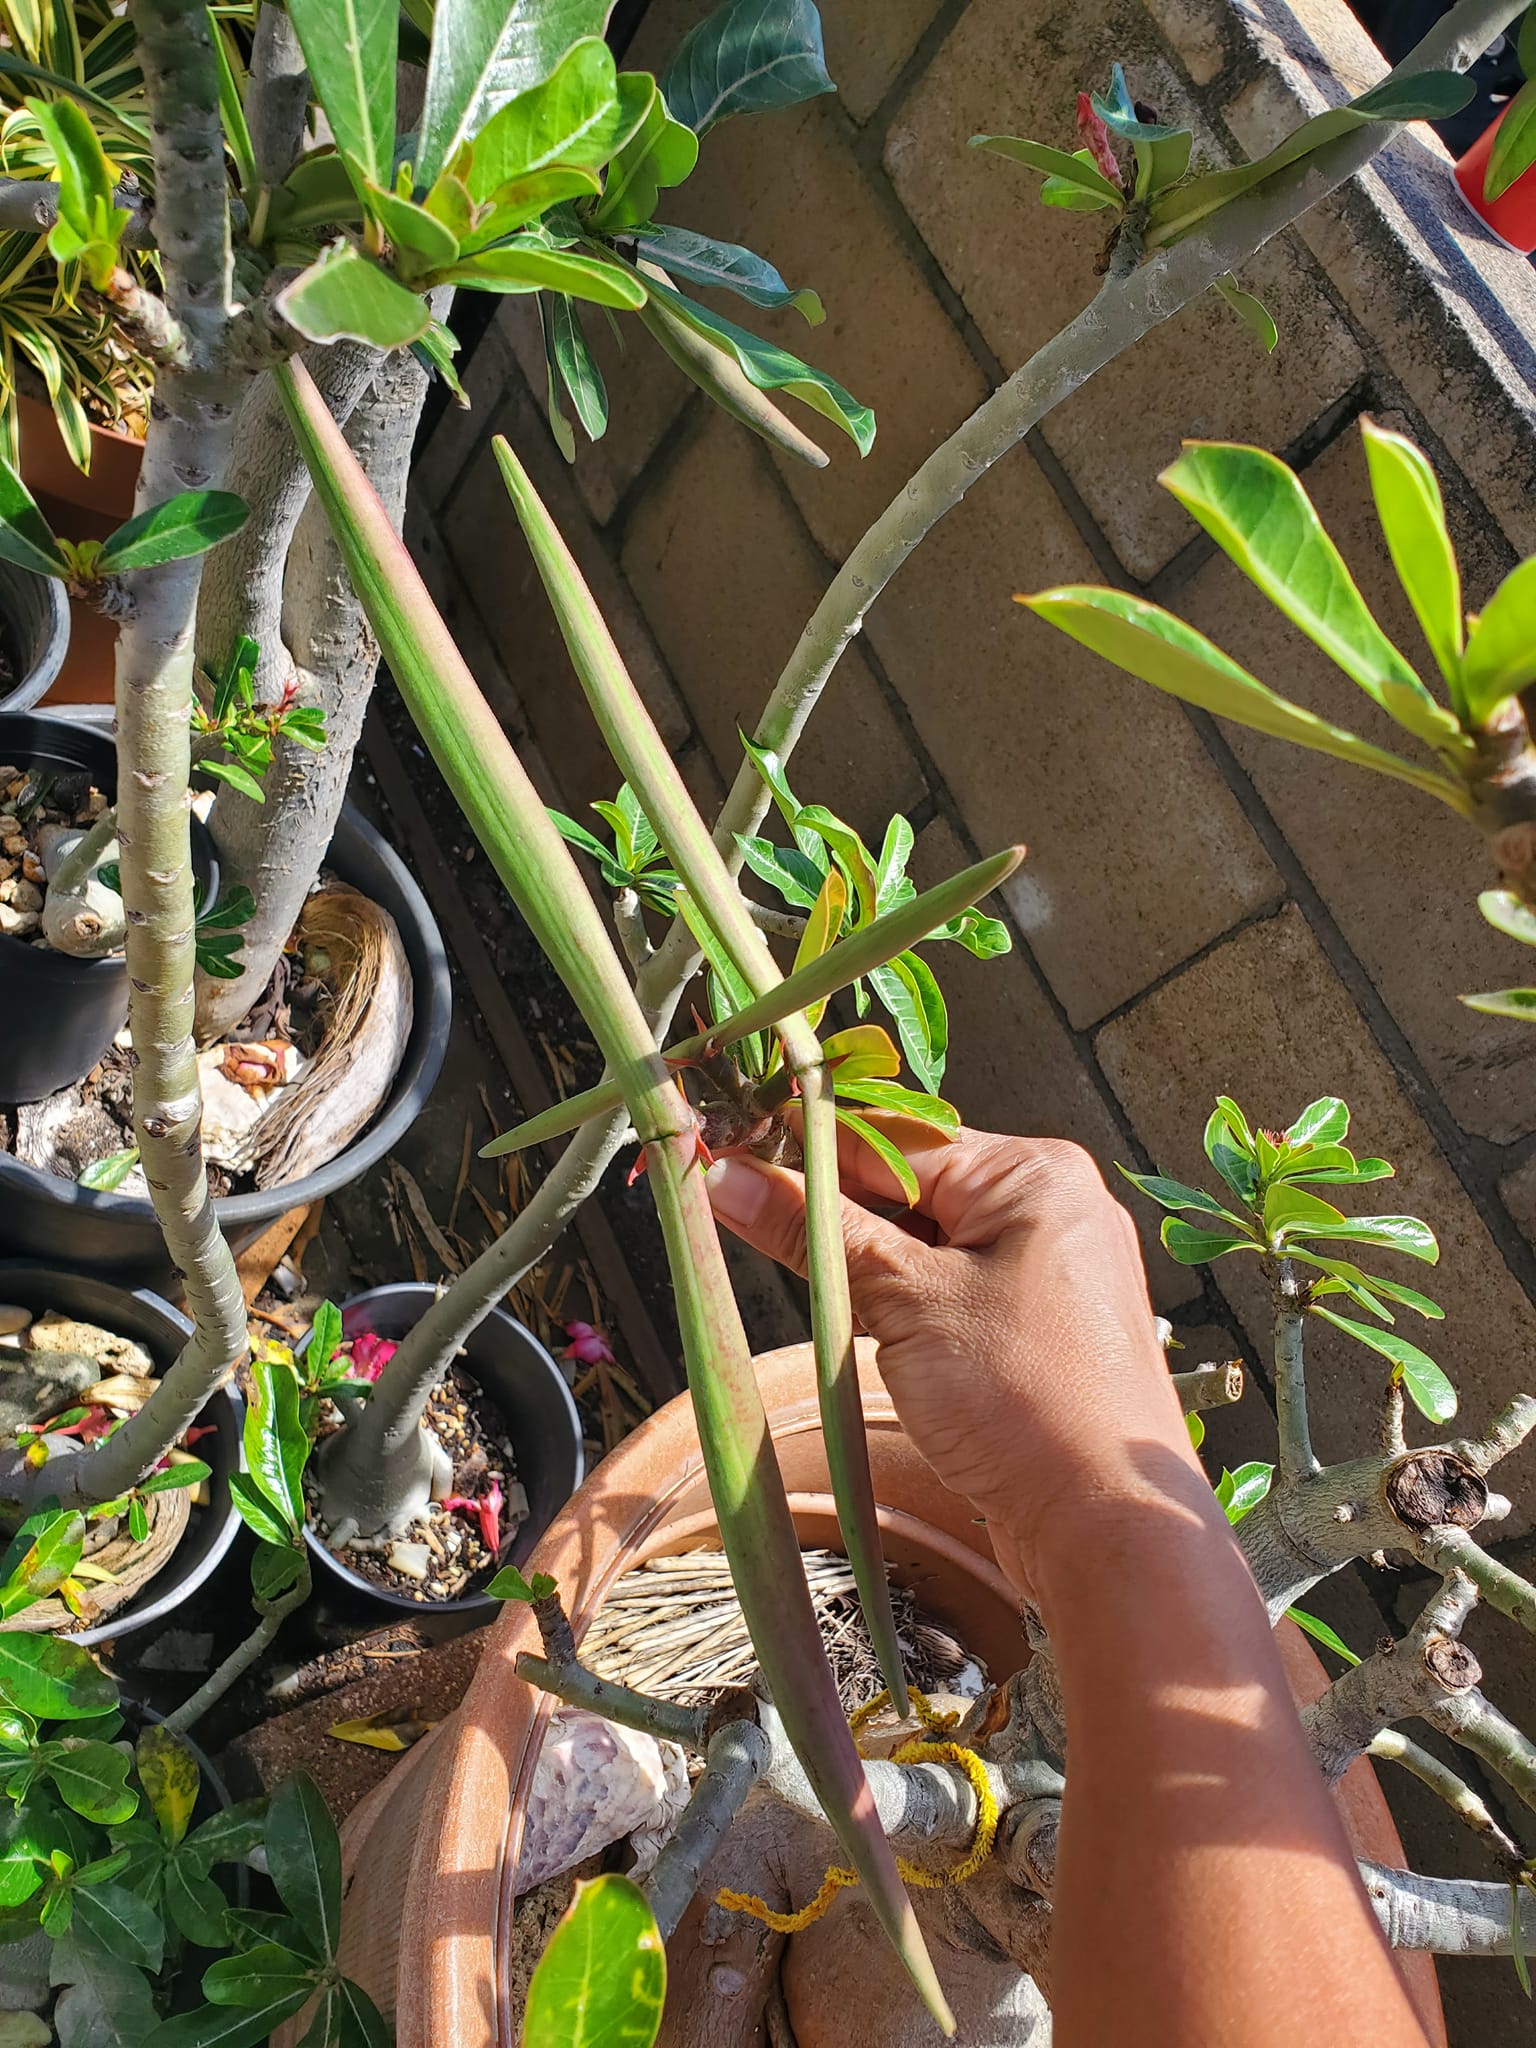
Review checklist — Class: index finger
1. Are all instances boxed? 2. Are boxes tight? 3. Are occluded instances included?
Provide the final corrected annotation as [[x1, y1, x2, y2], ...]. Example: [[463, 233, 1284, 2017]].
[[833, 1119, 1098, 1248]]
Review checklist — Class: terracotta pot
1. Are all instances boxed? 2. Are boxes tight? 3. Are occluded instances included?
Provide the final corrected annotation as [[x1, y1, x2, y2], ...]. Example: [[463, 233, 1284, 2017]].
[[17, 393, 143, 525], [329, 1341, 1445, 2048], [1453, 104, 1536, 252]]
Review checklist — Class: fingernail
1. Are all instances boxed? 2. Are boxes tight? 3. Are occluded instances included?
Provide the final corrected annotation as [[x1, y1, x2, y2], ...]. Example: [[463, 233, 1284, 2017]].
[[704, 1155, 770, 1226]]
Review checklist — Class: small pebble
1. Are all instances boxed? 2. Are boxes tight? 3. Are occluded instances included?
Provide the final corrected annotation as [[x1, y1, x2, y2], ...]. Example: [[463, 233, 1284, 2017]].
[[0, 878, 42, 915], [387, 1541, 431, 1581], [0, 905, 38, 937]]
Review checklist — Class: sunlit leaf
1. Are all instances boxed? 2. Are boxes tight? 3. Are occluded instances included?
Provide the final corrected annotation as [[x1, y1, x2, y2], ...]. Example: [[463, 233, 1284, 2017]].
[[634, 223, 823, 321], [416, 0, 610, 190], [1309, 1306, 1456, 1421], [97, 492, 248, 575], [277, 244, 432, 348], [1462, 557, 1536, 724], [523, 1875, 665, 2048], [1359, 418, 1464, 700], [968, 132, 1123, 208]]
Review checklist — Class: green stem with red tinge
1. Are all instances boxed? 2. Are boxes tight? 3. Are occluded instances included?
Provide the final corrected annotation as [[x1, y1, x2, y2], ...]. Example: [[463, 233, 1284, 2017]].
[[275, 357, 953, 2033]]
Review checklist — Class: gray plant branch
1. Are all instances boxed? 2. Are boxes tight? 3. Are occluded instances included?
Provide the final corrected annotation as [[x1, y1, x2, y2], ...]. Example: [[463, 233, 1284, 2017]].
[[1367, 1729, 1525, 1867], [245, 3, 310, 199], [1271, 1270, 1318, 1481], [645, 1719, 771, 1941], [0, 177, 151, 244], [160, 1554, 311, 1736], [1172, 1361, 1245, 1415], [1361, 1863, 1536, 1956], [17, 0, 256, 1514]]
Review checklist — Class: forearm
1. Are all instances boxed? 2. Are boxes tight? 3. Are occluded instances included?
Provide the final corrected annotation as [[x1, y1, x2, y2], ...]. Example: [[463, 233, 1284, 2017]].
[[1019, 1452, 1427, 2048]]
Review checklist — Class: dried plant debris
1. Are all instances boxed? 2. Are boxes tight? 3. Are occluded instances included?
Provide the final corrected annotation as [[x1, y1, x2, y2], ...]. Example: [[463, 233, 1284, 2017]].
[[585, 1548, 986, 1711]]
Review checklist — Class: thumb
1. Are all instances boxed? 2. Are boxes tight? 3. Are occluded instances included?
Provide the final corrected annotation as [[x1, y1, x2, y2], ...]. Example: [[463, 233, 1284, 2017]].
[[704, 1154, 928, 1335]]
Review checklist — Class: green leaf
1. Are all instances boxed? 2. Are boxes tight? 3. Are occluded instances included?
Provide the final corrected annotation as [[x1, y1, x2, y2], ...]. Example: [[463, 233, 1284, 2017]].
[[1213, 273, 1277, 352], [1285, 1608, 1361, 1666], [182, 1800, 269, 1876], [0, 1635, 116, 1722], [358, 179, 461, 266], [1145, 70, 1473, 247], [485, 1564, 558, 1602], [523, 1874, 666, 2048], [458, 165, 603, 251], [1358, 417, 1464, 700], [1513, 1877, 1533, 2000], [587, 81, 699, 232], [1460, 986, 1536, 1020], [446, 244, 648, 308], [546, 296, 608, 443], [661, 0, 833, 134], [305, 1302, 345, 1384], [0, 457, 68, 578], [1215, 1460, 1273, 1524], [1310, 1306, 1457, 1421], [1297, 1253, 1443, 1320], [1478, 888, 1536, 950], [1462, 557, 1536, 724], [833, 1080, 960, 1134], [1290, 1213, 1438, 1263], [226, 1475, 292, 1554], [214, 21, 258, 199], [203, 1943, 318, 2009], [50, 1937, 157, 2048], [1019, 586, 1469, 811], [38, 1741, 136, 1826], [251, 1541, 306, 1607], [329, 1978, 391, 2048], [26, 96, 130, 291], [1186, 1410, 1205, 1449], [633, 273, 873, 453], [834, 1110, 921, 1205], [264, 1776, 341, 1964], [1157, 442, 1454, 749], [1285, 1096, 1349, 1147], [75, 1145, 140, 1193], [1263, 1182, 1347, 1240], [968, 132, 1123, 208], [127, 1495, 150, 1543], [461, 37, 631, 199], [1485, 72, 1536, 199], [201, 758, 267, 803], [145, 1994, 312, 2048], [135, 1726, 198, 1849], [416, 0, 610, 191], [97, 492, 248, 576], [244, 1359, 307, 1534], [735, 835, 822, 909], [278, 244, 432, 348], [633, 223, 822, 321], [0, 1509, 84, 1615], [1117, 1166, 1245, 1223], [71, 1879, 163, 1971], [1161, 1217, 1259, 1265], [161, 1856, 234, 1950], [868, 952, 946, 1094], [285, 0, 396, 186]]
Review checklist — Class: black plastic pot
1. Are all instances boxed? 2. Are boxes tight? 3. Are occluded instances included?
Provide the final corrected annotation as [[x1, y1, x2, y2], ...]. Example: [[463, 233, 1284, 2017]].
[[0, 562, 68, 713], [303, 1283, 584, 1621], [0, 712, 218, 1104], [0, 806, 452, 1273], [0, 1261, 243, 1648]]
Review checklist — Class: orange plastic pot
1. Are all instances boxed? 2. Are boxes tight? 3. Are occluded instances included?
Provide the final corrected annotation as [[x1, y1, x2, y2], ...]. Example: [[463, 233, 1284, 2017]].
[[1453, 104, 1536, 252], [330, 1342, 1444, 2048]]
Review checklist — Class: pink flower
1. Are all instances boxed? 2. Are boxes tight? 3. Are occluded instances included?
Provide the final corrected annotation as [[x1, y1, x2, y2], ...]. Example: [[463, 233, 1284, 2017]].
[[442, 1479, 505, 1556], [348, 1331, 397, 1382], [1076, 91, 1123, 189], [562, 1320, 615, 1369]]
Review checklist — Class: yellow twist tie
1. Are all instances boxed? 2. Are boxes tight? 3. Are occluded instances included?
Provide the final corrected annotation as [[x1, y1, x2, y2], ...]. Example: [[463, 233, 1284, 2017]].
[[716, 1689, 997, 1931]]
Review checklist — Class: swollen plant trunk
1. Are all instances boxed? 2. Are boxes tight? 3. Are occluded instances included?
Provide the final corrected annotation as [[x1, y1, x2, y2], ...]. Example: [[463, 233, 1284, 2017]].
[[193, 338, 433, 1042]]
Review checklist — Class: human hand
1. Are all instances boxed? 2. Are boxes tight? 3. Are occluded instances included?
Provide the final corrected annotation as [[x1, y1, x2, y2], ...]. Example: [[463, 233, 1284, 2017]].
[[705, 1125, 1200, 1583]]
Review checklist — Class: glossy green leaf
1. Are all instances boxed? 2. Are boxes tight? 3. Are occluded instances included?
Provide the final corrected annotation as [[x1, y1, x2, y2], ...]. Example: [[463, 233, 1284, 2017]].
[[523, 1874, 665, 2048], [75, 1144, 140, 1193], [740, 735, 825, 862], [968, 132, 1123, 208], [833, 1079, 961, 1134], [275, 149, 368, 232], [1264, 1182, 1347, 1240], [278, 244, 432, 348], [868, 952, 946, 1093], [1213, 274, 1277, 352], [1462, 557, 1536, 723], [49, 1937, 157, 2048], [630, 271, 874, 454], [0, 456, 68, 578], [1019, 586, 1469, 810], [1486, 72, 1536, 198], [463, 37, 635, 200], [70, 1879, 163, 1971], [358, 180, 461, 266], [585, 79, 698, 231], [182, 1800, 269, 1877], [1478, 888, 1536, 949], [1286, 1608, 1361, 1665], [1158, 442, 1452, 747], [447, 244, 648, 307], [0, 1508, 84, 1615], [26, 96, 130, 290], [1145, 70, 1473, 247], [286, 0, 396, 187], [264, 1776, 340, 1965], [634, 223, 823, 320], [1286, 1155, 1395, 1185], [1359, 417, 1464, 698], [1298, 1253, 1443, 1321], [416, 0, 610, 190], [1289, 1213, 1438, 1263], [135, 1726, 198, 1848], [793, 806, 878, 918], [1186, 1410, 1206, 1450], [1215, 1460, 1273, 1524], [0, 1634, 116, 1722], [1118, 1166, 1245, 1223], [97, 492, 248, 576], [214, 20, 258, 200], [546, 295, 608, 443], [1309, 1306, 1456, 1421], [314, 1978, 391, 2048], [1286, 1096, 1349, 1147], [242, 1360, 306, 1535], [834, 1110, 921, 1206], [203, 1944, 318, 2009], [736, 834, 823, 908], [145, 1992, 312, 2048], [485, 1564, 557, 1602], [661, 0, 833, 134], [820, 1024, 901, 1085], [1161, 1218, 1259, 1264], [305, 1301, 345, 1384]]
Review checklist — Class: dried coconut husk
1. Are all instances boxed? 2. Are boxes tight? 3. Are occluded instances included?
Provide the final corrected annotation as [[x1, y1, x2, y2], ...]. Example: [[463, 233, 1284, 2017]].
[[1, 1483, 190, 1634], [254, 885, 412, 1188]]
